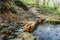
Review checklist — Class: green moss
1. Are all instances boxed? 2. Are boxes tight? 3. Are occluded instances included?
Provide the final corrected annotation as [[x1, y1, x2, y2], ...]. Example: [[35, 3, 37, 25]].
[[46, 18, 60, 24], [39, 5, 60, 14]]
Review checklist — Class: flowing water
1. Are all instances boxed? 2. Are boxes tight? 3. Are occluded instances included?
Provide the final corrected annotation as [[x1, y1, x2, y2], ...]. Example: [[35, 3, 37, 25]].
[[33, 23, 60, 40]]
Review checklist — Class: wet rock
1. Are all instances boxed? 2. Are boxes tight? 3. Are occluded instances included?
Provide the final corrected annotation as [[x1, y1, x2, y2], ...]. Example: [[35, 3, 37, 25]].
[[0, 35, 6, 40], [11, 38, 23, 40], [14, 0, 29, 11], [7, 36, 14, 39], [24, 21, 37, 32], [3, 35, 8, 40], [22, 32, 35, 40], [9, 7, 17, 13], [36, 18, 43, 24], [0, 23, 9, 27], [18, 32, 35, 40], [0, 28, 8, 34]]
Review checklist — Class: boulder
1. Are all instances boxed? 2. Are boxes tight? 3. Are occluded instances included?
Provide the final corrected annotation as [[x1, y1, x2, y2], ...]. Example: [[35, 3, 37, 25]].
[[36, 18, 43, 24], [24, 21, 37, 32], [18, 32, 35, 40]]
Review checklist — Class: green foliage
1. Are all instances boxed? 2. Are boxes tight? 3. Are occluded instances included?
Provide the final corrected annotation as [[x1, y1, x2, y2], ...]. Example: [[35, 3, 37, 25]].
[[21, 0, 36, 4], [40, 5, 60, 14], [21, 0, 60, 14]]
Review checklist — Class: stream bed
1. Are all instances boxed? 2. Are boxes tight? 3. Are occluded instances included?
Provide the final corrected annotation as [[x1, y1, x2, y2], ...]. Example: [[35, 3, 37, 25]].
[[0, 23, 60, 40]]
